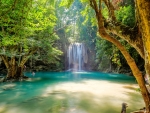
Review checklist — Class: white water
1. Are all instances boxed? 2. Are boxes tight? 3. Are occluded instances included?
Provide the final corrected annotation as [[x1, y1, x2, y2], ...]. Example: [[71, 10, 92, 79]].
[[67, 43, 88, 71]]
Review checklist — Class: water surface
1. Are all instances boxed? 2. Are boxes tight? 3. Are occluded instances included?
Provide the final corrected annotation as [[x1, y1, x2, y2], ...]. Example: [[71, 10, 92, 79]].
[[0, 71, 144, 113]]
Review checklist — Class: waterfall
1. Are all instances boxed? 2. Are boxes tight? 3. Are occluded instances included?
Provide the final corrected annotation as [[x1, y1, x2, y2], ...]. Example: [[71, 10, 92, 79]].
[[67, 43, 88, 71]]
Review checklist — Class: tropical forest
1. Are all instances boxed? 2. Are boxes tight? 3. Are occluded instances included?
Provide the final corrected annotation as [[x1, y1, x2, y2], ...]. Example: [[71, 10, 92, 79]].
[[0, 0, 150, 113]]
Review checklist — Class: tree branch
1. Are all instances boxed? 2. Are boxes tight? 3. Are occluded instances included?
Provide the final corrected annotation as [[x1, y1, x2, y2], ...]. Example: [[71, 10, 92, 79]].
[[102, 0, 116, 21], [89, 0, 95, 9], [19, 48, 38, 67], [103, 19, 144, 58], [90, 0, 101, 23], [0, 55, 9, 68], [90, 0, 144, 59], [99, 0, 101, 12]]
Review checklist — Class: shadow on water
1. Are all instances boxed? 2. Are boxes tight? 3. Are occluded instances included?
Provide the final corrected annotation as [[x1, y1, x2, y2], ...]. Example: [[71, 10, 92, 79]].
[[0, 71, 144, 113]]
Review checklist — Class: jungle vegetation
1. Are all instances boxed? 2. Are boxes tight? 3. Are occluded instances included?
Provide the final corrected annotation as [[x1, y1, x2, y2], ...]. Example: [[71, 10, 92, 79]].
[[0, 0, 150, 112]]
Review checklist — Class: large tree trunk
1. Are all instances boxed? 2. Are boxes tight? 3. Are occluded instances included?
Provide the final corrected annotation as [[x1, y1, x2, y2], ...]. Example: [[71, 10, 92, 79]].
[[135, 0, 150, 75], [6, 65, 26, 81], [1, 55, 26, 81], [135, 0, 150, 112], [0, 49, 36, 81]]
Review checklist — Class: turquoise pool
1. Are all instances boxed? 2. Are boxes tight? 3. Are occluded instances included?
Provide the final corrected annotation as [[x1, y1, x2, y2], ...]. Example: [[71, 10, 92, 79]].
[[0, 71, 144, 113]]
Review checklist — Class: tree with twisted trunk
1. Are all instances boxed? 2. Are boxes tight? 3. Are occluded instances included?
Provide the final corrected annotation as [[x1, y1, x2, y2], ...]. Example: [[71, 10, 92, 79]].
[[88, 0, 150, 112]]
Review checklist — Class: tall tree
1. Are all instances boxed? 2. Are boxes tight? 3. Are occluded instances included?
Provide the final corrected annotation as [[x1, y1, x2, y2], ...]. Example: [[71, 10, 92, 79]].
[[61, 0, 150, 111], [0, 0, 62, 80]]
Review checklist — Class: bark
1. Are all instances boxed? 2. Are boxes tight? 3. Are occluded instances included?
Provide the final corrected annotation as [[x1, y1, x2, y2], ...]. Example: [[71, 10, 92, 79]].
[[89, 0, 150, 112], [10, 56, 17, 77], [3, 63, 25, 81], [1, 55, 9, 69], [135, 0, 150, 75], [0, 55, 23, 79], [135, 0, 150, 111]]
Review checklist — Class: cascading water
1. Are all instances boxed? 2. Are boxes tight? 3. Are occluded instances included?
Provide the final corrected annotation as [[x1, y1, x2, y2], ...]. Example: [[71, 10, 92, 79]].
[[67, 43, 88, 71]]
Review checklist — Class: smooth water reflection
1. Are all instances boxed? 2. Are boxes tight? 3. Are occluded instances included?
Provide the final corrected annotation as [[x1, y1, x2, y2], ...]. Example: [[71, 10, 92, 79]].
[[0, 72, 144, 113]]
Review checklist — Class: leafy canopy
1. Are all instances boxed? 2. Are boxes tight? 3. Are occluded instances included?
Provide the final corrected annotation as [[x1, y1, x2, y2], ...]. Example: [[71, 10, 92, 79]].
[[0, 0, 62, 64]]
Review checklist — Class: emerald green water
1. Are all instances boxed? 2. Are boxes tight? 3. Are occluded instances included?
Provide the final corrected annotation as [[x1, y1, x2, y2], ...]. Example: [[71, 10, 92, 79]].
[[0, 72, 144, 113]]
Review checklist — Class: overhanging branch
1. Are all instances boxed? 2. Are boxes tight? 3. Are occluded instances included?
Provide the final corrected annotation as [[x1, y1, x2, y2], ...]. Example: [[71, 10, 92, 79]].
[[104, 19, 144, 58]]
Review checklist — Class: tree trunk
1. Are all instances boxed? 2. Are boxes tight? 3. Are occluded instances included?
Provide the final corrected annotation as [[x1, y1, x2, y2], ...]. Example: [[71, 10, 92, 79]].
[[1, 49, 36, 81], [15, 66, 24, 78], [1, 55, 26, 81], [135, 0, 150, 112], [135, 0, 150, 75], [98, 28, 150, 112], [5, 65, 27, 82], [6, 62, 24, 80]]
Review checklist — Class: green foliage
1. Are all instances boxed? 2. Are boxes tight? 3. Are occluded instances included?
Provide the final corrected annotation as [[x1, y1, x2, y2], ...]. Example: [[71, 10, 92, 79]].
[[58, 0, 97, 45], [59, 0, 74, 8], [80, 2, 97, 27], [101, 7, 109, 19], [0, 0, 62, 65], [115, 5, 135, 27], [80, 0, 89, 3], [95, 38, 122, 70], [58, 0, 139, 72]]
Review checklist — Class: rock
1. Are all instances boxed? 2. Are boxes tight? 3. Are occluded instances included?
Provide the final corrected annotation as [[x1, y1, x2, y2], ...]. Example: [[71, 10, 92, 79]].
[[121, 102, 128, 113]]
